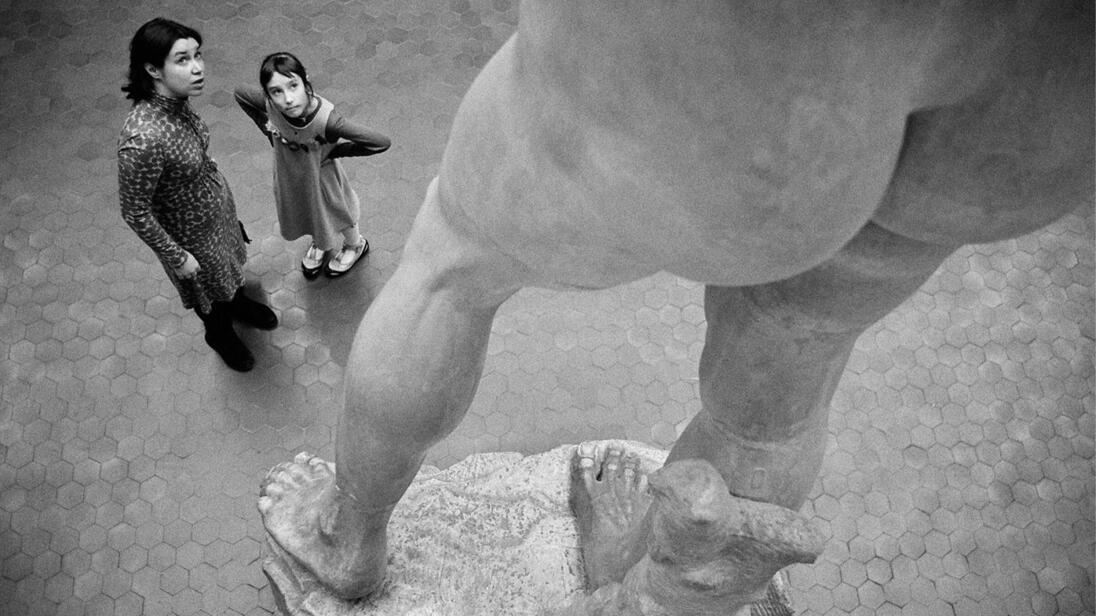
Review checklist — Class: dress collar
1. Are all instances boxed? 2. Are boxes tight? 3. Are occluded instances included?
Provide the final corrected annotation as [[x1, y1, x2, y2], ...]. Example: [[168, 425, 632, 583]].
[[146, 91, 189, 113], [284, 95, 323, 128]]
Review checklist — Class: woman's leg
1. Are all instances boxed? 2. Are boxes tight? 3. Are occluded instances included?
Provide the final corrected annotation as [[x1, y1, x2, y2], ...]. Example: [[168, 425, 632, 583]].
[[229, 286, 278, 330], [197, 301, 255, 372]]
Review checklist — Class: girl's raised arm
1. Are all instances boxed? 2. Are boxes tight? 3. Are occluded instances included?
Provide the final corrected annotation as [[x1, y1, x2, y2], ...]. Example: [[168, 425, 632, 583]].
[[325, 111, 391, 159], [234, 85, 273, 144]]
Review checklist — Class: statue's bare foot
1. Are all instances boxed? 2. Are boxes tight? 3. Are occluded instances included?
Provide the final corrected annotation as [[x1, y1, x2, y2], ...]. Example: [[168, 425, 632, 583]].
[[634, 459, 826, 613], [258, 452, 388, 600], [569, 443, 653, 590], [564, 459, 823, 616]]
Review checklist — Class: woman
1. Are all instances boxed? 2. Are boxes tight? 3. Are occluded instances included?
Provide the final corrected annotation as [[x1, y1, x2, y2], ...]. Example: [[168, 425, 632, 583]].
[[118, 17, 276, 372]]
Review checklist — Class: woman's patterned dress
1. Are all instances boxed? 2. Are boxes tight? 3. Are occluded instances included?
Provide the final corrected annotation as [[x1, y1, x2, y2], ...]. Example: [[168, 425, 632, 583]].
[[118, 92, 247, 314]]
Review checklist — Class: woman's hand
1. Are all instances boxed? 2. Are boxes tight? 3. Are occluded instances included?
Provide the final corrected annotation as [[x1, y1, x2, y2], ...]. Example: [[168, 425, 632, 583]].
[[175, 252, 200, 279]]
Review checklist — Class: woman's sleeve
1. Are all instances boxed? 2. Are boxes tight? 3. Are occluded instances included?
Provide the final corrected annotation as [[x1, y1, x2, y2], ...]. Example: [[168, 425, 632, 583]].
[[234, 85, 273, 144], [118, 131, 188, 268], [325, 110, 391, 159]]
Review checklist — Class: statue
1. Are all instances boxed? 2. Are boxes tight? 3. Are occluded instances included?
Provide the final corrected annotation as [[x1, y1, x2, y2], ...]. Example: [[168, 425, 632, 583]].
[[258, 1, 1093, 613]]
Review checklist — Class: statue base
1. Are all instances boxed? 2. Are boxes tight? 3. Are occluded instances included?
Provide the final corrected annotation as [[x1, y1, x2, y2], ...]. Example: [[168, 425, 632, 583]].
[[261, 441, 803, 616], [262, 442, 667, 616]]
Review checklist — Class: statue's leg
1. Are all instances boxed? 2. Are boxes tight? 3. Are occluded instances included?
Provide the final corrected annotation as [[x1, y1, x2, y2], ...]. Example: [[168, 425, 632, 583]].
[[572, 72, 1091, 598], [569, 222, 957, 591], [259, 177, 527, 599], [567, 458, 826, 616], [634, 14, 1094, 592], [670, 220, 956, 510], [672, 9, 1093, 512]]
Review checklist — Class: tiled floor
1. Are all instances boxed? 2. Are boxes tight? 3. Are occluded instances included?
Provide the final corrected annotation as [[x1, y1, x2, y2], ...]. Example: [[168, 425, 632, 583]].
[[0, 1, 1092, 615]]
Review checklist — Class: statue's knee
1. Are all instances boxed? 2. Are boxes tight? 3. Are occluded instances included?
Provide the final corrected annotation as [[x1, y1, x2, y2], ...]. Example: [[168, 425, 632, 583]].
[[399, 178, 526, 308]]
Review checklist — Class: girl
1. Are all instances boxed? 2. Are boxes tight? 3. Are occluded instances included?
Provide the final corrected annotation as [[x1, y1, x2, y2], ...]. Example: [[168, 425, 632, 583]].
[[235, 52, 391, 278], [118, 17, 277, 373]]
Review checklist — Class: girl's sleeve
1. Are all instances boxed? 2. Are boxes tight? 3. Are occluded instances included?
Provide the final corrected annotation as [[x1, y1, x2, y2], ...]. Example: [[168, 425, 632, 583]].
[[234, 85, 273, 145], [325, 110, 391, 159], [118, 131, 188, 269]]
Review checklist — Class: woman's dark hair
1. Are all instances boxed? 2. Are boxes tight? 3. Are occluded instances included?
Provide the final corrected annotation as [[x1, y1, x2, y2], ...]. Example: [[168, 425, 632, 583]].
[[122, 17, 203, 103], [259, 52, 313, 96]]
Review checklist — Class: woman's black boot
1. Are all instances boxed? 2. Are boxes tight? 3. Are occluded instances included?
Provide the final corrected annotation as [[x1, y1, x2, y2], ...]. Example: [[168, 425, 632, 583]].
[[230, 288, 278, 330], [199, 302, 255, 372]]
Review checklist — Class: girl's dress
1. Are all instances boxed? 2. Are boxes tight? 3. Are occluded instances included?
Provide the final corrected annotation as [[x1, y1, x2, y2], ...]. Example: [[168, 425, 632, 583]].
[[234, 86, 390, 250], [118, 92, 247, 314]]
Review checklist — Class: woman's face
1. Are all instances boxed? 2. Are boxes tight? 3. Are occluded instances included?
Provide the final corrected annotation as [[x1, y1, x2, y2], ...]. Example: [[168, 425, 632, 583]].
[[148, 37, 204, 99], [265, 72, 310, 118]]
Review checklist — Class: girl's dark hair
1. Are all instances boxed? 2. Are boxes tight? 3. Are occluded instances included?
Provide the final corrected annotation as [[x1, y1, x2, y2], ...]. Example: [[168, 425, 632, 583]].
[[122, 17, 203, 103], [259, 52, 313, 96]]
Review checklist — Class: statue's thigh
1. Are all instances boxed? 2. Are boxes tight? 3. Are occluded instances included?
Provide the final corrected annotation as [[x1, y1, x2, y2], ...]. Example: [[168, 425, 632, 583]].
[[398, 178, 531, 308], [697, 222, 955, 430]]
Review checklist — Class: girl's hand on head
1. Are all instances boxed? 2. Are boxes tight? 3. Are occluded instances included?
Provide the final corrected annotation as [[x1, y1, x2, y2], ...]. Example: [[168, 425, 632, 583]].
[[175, 252, 201, 279]]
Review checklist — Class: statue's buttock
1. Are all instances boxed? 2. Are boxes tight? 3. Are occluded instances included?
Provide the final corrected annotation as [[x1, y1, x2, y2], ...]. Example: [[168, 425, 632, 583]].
[[435, 0, 1092, 289]]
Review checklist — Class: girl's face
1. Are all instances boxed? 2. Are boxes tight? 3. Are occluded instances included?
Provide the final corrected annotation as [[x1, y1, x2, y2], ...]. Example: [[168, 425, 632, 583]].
[[148, 37, 204, 99], [265, 72, 311, 118]]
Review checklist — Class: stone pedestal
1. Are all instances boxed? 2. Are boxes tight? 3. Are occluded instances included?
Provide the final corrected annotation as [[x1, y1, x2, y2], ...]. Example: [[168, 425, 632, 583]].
[[263, 442, 668, 616]]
